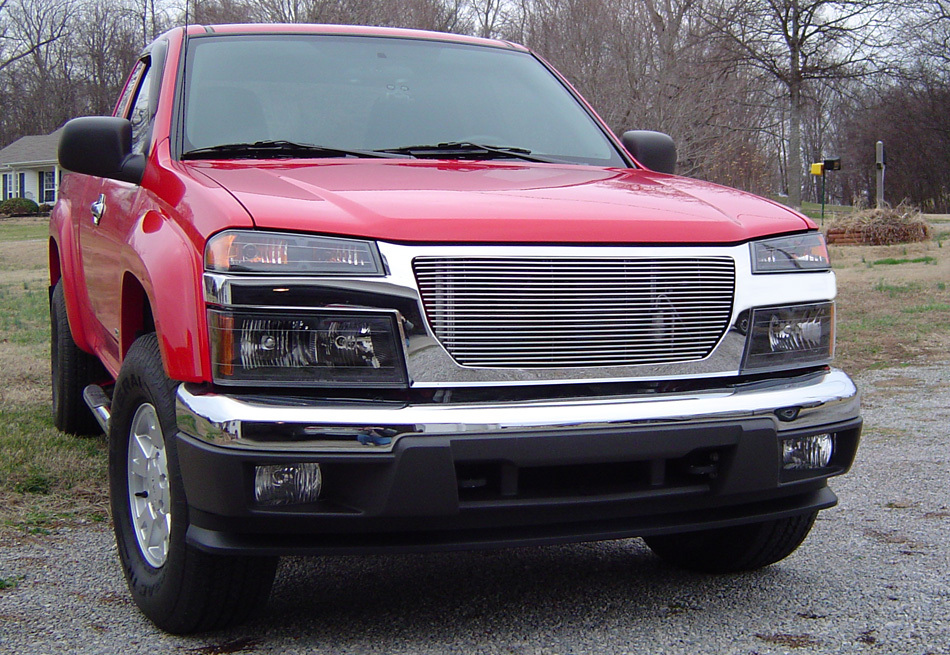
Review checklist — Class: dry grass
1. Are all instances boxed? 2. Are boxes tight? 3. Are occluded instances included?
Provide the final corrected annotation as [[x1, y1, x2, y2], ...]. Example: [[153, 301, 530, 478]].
[[0, 343, 50, 406], [828, 203, 931, 245], [0, 233, 108, 539], [830, 216, 950, 372]]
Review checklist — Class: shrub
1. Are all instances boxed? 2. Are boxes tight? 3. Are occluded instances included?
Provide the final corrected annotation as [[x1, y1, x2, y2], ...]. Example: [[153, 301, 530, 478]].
[[38, 203, 53, 213], [827, 202, 931, 245], [0, 197, 40, 217]]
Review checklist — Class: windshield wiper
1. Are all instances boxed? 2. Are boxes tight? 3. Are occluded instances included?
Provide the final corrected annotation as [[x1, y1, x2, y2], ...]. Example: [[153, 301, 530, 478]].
[[375, 142, 565, 163], [182, 140, 409, 160]]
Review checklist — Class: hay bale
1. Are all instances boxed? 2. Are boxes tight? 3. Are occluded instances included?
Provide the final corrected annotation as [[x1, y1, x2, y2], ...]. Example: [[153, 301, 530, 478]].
[[827, 202, 931, 245]]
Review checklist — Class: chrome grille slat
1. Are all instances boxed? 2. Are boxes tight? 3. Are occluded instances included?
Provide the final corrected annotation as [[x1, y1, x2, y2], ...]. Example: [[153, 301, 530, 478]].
[[425, 308, 732, 316], [424, 299, 735, 306], [449, 330, 725, 339], [452, 347, 716, 355], [420, 294, 734, 300], [414, 275, 737, 281], [412, 260, 735, 268], [413, 256, 736, 368]]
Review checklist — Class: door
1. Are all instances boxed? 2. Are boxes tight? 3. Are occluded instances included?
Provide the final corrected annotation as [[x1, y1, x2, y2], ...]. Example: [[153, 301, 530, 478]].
[[79, 57, 154, 369]]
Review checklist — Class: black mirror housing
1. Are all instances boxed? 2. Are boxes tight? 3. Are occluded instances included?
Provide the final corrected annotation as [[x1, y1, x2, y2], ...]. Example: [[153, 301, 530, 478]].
[[621, 130, 677, 174], [58, 116, 146, 184]]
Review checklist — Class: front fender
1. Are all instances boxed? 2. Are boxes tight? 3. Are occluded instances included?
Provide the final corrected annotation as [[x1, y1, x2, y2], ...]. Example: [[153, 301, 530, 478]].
[[125, 209, 208, 383]]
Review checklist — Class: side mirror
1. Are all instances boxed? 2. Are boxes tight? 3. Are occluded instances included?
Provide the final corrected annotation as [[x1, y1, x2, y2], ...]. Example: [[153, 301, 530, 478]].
[[621, 130, 677, 174], [58, 116, 146, 184]]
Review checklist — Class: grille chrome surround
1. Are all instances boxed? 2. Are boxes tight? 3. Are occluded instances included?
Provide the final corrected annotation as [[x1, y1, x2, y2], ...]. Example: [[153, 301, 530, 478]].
[[413, 257, 736, 368]]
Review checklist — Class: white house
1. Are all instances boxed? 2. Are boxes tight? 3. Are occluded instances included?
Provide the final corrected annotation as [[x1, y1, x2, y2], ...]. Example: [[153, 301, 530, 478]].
[[0, 128, 63, 205]]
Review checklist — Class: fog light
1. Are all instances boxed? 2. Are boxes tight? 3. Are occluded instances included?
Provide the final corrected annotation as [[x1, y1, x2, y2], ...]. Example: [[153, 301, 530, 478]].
[[254, 463, 322, 506], [782, 434, 834, 470]]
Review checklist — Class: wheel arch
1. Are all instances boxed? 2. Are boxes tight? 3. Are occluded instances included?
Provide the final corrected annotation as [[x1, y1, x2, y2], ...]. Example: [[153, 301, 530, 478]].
[[48, 224, 97, 355], [119, 272, 155, 361], [49, 237, 62, 286]]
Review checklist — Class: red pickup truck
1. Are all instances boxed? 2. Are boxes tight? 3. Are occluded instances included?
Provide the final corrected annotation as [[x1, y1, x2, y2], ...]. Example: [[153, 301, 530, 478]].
[[50, 23, 861, 634]]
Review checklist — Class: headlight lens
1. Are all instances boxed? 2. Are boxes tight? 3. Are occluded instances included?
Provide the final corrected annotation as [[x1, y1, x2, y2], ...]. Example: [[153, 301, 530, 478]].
[[209, 309, 407, 386], [205, 230, 384, 275], [751, 232, 830, 273], [741, 302, 834, 372]]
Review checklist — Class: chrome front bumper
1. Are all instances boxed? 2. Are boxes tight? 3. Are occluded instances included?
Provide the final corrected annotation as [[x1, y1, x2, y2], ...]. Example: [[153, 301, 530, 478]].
[[176, 369, 859, 453]]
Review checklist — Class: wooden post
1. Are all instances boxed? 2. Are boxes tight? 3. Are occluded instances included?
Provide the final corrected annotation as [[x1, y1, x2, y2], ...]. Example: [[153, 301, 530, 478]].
[[876, 141, 885, 208]]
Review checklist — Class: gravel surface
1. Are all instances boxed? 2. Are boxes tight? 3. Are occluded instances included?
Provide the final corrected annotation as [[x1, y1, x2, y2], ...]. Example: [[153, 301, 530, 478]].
[[1, 365, 948, 654]]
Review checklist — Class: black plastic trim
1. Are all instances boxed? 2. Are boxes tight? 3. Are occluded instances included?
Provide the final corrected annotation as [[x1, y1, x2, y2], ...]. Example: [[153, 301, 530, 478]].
[[174, 414, 859, 556], [185, 487, 838, 556]]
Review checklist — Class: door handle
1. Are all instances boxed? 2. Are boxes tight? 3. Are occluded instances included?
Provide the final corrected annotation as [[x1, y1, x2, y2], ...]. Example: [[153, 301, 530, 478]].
[[90, 194, 105, 225]]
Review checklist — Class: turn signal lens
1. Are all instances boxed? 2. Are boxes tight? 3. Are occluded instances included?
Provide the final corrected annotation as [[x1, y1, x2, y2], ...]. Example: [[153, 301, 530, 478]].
[[206, 230, 383, 276]]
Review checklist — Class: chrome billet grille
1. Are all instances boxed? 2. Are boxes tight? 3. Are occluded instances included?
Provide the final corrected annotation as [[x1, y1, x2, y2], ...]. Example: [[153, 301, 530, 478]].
[[413, 257, 736, 368]]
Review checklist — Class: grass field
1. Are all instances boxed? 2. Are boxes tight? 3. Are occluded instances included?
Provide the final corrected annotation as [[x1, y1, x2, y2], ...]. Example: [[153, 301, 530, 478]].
[[0, 214, 948, 536], [828, 220, 950, 373], [0, 219, 108, 539]]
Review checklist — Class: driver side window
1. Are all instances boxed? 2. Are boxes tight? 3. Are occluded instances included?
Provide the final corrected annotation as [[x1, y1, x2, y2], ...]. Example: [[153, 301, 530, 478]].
[[128, 61, 154, 154], [114, 60, 146, 119]]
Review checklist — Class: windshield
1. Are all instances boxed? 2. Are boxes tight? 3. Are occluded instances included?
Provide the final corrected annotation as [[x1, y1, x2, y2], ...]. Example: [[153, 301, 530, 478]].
[[180, 34, 627, 167]]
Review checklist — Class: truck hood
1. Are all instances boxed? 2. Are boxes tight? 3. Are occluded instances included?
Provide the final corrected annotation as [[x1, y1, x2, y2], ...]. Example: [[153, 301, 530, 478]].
[[191, 160, 810, 244]]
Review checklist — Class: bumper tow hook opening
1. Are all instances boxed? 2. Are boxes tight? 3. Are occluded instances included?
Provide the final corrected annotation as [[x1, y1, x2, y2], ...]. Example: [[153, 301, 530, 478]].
[[688, 452, 720, 478]]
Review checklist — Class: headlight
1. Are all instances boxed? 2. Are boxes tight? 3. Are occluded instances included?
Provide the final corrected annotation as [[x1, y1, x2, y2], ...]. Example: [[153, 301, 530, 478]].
[[741, 302, 834, 372], [205, 230, 384, 276], [751, 233, 830, 273], [209, 309, 407, 386]]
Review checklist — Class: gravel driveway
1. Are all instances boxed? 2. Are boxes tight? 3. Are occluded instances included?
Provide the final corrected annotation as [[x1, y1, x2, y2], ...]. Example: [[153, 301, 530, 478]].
[[1, 365, 948, 655]]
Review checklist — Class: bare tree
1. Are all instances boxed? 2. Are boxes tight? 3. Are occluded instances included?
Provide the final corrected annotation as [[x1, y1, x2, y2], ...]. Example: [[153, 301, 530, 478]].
[[908, 0, 950, 67], [190, 0, 256, 23], [469, 0, 510, 37], [841, 72, 950, 212], [253, 0, 347, 22], [706, 0, 896, 207], [391, 0, 469, 31], [76, 0, 142, 114], [0, 0, 77, 139], [0, 0, 71, 73], [514, 0, 778, 193]]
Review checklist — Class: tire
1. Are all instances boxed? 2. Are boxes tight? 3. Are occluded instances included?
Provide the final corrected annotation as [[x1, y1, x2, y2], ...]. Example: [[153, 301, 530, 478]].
[[643, 511, 818, 573], [109, 333, 278, 634], [50, 280, 106, 435]]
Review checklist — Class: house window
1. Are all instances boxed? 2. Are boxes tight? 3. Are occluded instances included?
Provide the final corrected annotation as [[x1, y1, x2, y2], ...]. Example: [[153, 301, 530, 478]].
[[39, 171, 56, 203], [2, 172, 20, 199]]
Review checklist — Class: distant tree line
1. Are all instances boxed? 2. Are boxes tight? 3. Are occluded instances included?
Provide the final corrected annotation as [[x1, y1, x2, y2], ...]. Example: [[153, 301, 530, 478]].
[[1, 0, 947, 211]]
